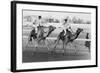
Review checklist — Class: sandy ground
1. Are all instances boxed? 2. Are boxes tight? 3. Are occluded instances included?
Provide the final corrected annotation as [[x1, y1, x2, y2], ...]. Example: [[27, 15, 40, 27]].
[[22, 39, 91, 63]]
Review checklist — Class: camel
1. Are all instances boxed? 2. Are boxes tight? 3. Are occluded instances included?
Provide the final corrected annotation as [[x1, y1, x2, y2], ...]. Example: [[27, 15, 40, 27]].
[[28, 25, 56, 51], [53, 28, 83, 54]]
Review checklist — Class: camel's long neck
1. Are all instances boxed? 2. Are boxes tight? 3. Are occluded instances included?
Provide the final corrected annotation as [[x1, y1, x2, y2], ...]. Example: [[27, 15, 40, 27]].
[[72, 31, 81, 40], [46, 30, 54, 37]]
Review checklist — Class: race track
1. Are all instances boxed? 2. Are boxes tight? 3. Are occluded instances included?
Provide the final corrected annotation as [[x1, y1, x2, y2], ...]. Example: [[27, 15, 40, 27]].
[[22, 39, 91, 63]]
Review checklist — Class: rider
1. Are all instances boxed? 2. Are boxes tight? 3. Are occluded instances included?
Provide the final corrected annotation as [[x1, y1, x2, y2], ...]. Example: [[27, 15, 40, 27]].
[[33, 16, 42, 32], [33, 16, 43, 37], [62, 17, 74, 35]]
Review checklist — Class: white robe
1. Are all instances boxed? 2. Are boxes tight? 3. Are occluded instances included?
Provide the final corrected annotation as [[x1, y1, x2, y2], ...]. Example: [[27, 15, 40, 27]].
[[61, 22, 70, 35], [32, 19, 42, 33]]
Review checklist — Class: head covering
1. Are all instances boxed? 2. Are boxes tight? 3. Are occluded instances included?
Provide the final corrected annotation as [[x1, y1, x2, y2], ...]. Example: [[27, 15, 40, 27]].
[[38, 16, 42, 19], [64, 19, 68, 22], [64, 16, 69, 22]]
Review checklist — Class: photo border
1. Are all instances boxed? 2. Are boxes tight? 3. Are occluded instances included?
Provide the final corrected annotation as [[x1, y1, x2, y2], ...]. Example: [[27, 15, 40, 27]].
[[11, 1, 98, 72]]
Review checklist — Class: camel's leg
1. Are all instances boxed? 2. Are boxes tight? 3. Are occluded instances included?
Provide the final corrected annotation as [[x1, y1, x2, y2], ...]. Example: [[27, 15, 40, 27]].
[[54, 40, 58, 44], [74, 41, 81, 54], [63, 41, 68, 55], [33, 39, 39, 53], [63, 41, 65, 50], [25, 36, 33, 48], [69, 42, 78, 54], [43, 40, 45, 46], [63, 41, 64, 51], [46, 39, 50, 52], [62, 41, 65, 55], [26, 40, 30, 48], [43, 39, 50, 53], [34, 39, 38, 48], [53, 38, 60, 52]]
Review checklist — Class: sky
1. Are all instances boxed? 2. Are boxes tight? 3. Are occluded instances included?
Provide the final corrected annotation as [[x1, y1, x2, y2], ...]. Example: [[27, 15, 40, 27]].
[[23, 10, 91, 22]]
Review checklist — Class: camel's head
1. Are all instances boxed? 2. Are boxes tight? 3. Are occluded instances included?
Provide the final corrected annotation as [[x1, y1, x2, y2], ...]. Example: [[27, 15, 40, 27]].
[[49, 25, 56, 31], [77, 28, 83, 33]]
